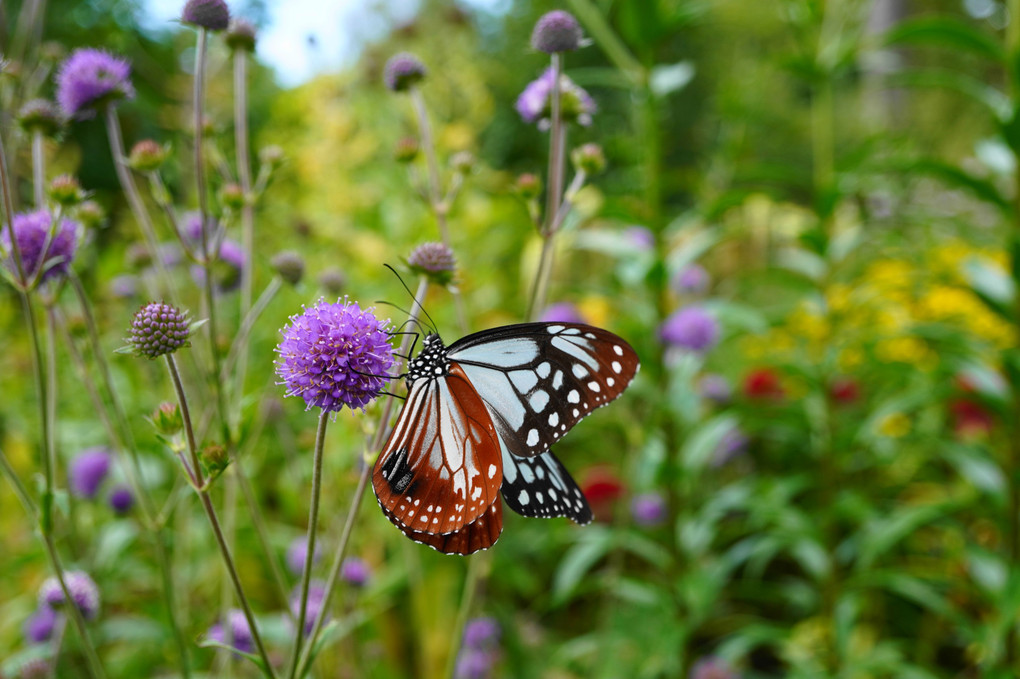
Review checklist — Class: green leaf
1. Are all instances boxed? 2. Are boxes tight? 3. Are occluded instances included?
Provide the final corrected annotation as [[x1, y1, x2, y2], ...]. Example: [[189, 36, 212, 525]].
[[679, 414, 740, 472], [552, 529, 612, 605], [902, 159, 1010, 212], [649, 61, 695, 97], [853, 571, 957, 620], [197, 639, 266, 670], [968, 547, 1008, 595], [882, 16, 1005, 63], [855, 500, 958, 570]]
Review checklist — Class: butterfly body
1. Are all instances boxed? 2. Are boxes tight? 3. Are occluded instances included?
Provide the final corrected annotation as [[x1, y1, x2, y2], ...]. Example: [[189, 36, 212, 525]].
[[373, 323, 639, 554]]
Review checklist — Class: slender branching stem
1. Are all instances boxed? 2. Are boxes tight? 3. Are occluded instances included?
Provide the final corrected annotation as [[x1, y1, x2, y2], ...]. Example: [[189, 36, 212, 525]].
[[31, 130, 44, 207], [221, 276, 283, 384], [234, 45, 256, 406], [443, 556, 486, 679], [0, 445, 36, 517]]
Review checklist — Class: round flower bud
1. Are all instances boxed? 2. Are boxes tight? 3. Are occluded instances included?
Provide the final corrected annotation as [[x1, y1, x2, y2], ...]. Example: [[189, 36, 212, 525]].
[[181, 0, 231, 31], [571, 143, 606, 175], [630, 492, 666, 527], [286, 537, 322, 576], [531, 10, 583, 53], [76, 200, 105, 230], [24, 606, 57, 644], [48, 175, 85, 207], [128, 140, 170, 172], [17, 99, 64, 137], [275, 298, 395, 412], [225, 18, 257, 51], [258, 144, 285, 170], [341, 557, 371, 587], [127, 302, 191, 359], [56, 49, 134, 118], [407, 241, 456, 285], [318, 268, 346, 295], [69, 448, 112, 499], [450, 151, 475, 174], [150, 401, 183, 435], [1, 59, 21, 80], [219, 182, 245, 210], [384, 52, 426, 92], [515, 173, 542, 200], [289, 581, 327, 635], [207, 609, 254, 655], [271, 250, 305, 286], [202, 444, 230, 474], [659, 306, 720, 353], [40, 41, 66, 63], [108, 485, 134, 515], [394, 136, 420, 163], [39, 570, 101, 621]]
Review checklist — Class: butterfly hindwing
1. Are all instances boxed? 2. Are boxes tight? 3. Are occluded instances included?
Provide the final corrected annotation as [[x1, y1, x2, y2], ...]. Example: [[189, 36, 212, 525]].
[[372, 365, 503, 535], [501, 445, 592, 524], [448, 323, 639, 458], [381, 499, 502, 555]]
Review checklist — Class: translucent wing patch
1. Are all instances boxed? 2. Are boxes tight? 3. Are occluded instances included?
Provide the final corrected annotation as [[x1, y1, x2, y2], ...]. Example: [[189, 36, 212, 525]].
[[372, 365, 503, 535], [500, 444, 592, 524], [381, 499, 502, 555], [448, 323, 640, 458]]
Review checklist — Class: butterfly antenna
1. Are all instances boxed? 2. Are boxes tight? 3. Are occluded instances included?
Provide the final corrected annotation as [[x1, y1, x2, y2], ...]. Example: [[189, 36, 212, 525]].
[[384, 263, 438, 334]]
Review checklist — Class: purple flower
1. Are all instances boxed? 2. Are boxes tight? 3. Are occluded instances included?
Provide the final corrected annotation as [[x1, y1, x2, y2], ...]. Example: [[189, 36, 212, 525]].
[[455, 649, 497, 679], [341, 557, 371, 587], [182, 0, 230, 31], [408, 242, 456, 285], [55, 48, 134, 117], [69, 448, 112, 499], [275, 298, 395, 412], [624, 226, 655, 251], [516, 67, 596, 129], [690, 656, 740, 679], [697, 374, 732, 404], [712, 426, 749, 467], [673, 264, 710, 294], [127, 302, 191, 359], [462, 616, 500, 649], [660, 306, 720, 353], [184, 214, 245, 292], [24, 606, 57, 644], [109, 485, 134, 515], [289, 581, 328, 635], [286, 536, 322, 576], [631, 492, 666, 527], [538, 302, 585, 324], [0, 210, 79, 286], [207, 609, 254, 655], [39, 570, 101, 620], [531, 10, 583, 53], [109, 274, 139, 299], [384, 52, 427, 91]]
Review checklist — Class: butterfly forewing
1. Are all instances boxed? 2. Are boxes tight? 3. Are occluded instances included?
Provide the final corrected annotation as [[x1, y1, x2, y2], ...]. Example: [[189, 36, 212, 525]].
[[372, 365, 503, 535], [448, 323, 639, 458], [381, 499, 502, 555], [501, 446, 592, 524]]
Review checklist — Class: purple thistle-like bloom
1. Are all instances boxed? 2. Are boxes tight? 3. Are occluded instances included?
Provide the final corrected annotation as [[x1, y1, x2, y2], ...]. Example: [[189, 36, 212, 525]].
[[408, 242, 456, 285], [455, 649, 497, 679], [286, 536, 322, 576], [673, 264, 710, 294], [289, 581, 328, 635], [624, 226, 655, 251], [181, 0, 230, 31], [127, 302, 191, 359], [384, 52, 427, 91], [531, 10, 583, 53], [690, 656, 740, 679], [0, 210, 79, 286], [462, 616, 500, 649], [24, 606, 57, 644], [697, 374, 732, 404], [516, 67, 596, 129], [109, 485, 134, 514], [39, 570, 101, 620], [275, 298, 395, 412], [631, 492, 667, 527], [712, 427, 749, 467], [69, 448, 112, 499], [341, 557, 371, 587], [55, 48, 134, 117], [207, 609, 254, 655], [109, 274, 139, 299], [660, 306, 720, 353], [538, 302, 585, 324]]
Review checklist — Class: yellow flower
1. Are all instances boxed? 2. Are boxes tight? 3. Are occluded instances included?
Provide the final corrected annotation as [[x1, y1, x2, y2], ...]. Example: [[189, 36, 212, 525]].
[[875, 336, 933, 366], [878, 412, 911, 438], [577, 296, 611, 329]]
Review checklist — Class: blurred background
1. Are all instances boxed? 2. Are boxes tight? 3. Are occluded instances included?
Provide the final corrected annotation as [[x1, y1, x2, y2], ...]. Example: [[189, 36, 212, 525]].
[[3, 0, 1020, 677]]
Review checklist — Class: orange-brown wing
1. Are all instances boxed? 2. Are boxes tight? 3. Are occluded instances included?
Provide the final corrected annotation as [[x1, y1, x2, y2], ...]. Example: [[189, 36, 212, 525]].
[[373, 364, 503, 535], [380, 499, 503, 555]]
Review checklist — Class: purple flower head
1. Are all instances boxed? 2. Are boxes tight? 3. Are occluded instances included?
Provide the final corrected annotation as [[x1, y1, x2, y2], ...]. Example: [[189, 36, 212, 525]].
[[690, 656, 740, 679], [0, 210, 79, 286], [712, 426, 749, 467], [697, 374, 732, 404], [531, 10, 583, 53], [455, 649, 497, 679], [286, 536, 322, 576], [182, 0, 230, 31], [226, 19, 258, 52], [384, 52, 426, 92], [408, 242, 456, 285], [289, 581, 328, 635], [56, 48, 134, 118], [516, 68, 596, 129], [69, 447, 112, 499], [275, 298, 395, 412], [207, 609, 254, 655], [109, 485, 134, 514], [538, 302, 585, 324], [462, 616, 500, 649], [341, 557, 371, 587], [184, 214, 245, 292], [109, 274, 139, 299], [24, 606, 57, 644], [660, 306, 720, 353], [624, 226, 655, 251], [631, 492, 667, 527], [39, 570, 101, 620], [127, 302, 191, 359], [673, 264, 710, 294]]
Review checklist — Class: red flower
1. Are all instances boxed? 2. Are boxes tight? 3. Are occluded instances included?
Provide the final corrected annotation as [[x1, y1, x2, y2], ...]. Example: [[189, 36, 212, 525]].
[[580, 467, 625, 522], [743, 367, 784, 400], [829, 377, 860, 405], [950, 398, 994, 439]]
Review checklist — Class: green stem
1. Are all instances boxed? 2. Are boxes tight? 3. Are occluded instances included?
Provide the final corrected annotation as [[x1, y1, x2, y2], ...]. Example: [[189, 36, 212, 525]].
[[233, 44, 256, 425], [443, 556, 486, 679], [0, 445, 36, 518], [32, 130, 44, 207], [287, 411, 330, 679], [221, 277, 283, 384]]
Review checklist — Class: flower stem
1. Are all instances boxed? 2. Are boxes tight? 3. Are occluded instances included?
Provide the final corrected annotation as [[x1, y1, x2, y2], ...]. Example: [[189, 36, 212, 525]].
[[31, 130, 44, 207], [443, 555, 487, 679], [234, 44, 256, 405], [221, 276, 283, 384], [0, 445, 36, 517], [286, 410, 330, 679], [165, 353, 278, 678]]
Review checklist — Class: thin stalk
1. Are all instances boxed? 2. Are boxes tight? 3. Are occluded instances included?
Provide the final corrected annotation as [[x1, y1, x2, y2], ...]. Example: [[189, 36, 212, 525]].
[[0, 127, 28, 285], [443, 556, 486, 679], [296, 277, 430, 679], [40, 536, 107, 679], [286, 411, 331, 679], [234, 45, 256, 408], [104, 107, 177, 301], [235, 460, 294, 617], [32, 130, 44, 207], [1006, 1, 1020, 672], [165, 354, 278, 678], [221, 276, 283, 383], [0, 446, 36, 517], [155, 530, 193, 678]]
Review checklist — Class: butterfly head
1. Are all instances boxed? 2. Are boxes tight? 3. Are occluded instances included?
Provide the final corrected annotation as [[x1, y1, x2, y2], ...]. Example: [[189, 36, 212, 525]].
[[406, 333, 449, 386]]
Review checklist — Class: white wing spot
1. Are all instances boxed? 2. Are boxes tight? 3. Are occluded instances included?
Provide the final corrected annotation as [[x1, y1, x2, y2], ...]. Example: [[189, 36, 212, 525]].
[[572, 363, 589, 379], [553, 371, 564, 389], [548, 412, 559, 427], [471, 486, 482, 500], [527, 429, 539, 447], [510, 369, 539, 392], [414, 499, 420, 506], [550, 489, 558, 499], [427, 505, 433, 512], [547, 325, 564, 334], [536, 362, 551, 378], [613, 345, 624, 356], [567, 390, 580, 404], [572, 408, 579, 416], [612, 361, 622, 373], [488, 463, 497, 479], [537, 492, 544, 503], [563, 328, 581, 335], [607, 377, 616, 387], [518, 489, 530, 505], [588, 381, 601, 392], [529, 390, 550, 413]]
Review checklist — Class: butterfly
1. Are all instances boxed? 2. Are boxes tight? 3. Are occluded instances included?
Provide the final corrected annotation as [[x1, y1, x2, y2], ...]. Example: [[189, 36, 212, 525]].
[[372, 322, 639, 555]]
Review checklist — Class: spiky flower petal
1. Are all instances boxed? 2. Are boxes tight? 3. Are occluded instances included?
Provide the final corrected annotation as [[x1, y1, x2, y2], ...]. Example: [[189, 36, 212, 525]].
[[408, 242, 456, 285], [516, 68, 596, 129], [384, 52, 426, 92], [55, 48, 134, 117], [531, 10, 583, 53], [0, 210, 79, 286], [182, 0, 231, 31], [39, 570, 101, 620]]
